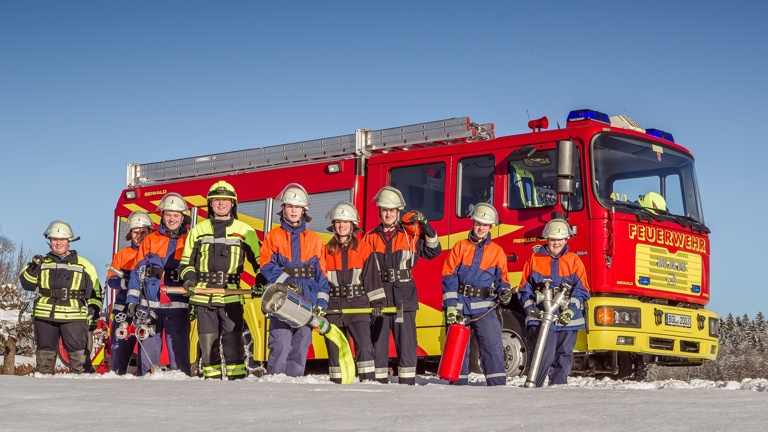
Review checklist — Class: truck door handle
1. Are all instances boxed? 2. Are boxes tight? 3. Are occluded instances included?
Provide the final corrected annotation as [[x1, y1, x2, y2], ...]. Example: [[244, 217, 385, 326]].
[[507, 253, 518, 263]]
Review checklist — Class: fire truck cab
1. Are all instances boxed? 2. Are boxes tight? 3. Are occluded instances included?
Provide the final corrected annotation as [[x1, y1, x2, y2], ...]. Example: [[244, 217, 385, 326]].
[[105, 109, 717, 379]]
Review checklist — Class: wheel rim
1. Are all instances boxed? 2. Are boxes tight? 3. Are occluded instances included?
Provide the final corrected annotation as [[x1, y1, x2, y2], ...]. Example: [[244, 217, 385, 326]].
[[501, 329, 527, 377]]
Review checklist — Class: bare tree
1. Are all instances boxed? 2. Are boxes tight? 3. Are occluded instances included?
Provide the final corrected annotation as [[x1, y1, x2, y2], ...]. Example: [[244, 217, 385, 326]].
[[0, 235, 35, 375]]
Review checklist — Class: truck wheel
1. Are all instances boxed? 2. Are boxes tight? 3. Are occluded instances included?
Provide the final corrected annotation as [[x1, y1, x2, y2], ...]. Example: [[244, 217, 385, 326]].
[[500, 310, 529, 377], [243, 328, 265, 377]]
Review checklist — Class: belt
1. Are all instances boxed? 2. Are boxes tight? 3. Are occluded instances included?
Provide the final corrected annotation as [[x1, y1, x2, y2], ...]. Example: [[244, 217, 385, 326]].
[[458, 285, 491, 298], [380, 268, 412, 283], [39, 287, 85, 301], [283, 266, 314, 279], [144, 267, 180, 281], [198, 271, 241, 286], [330, 284, 366, 298]]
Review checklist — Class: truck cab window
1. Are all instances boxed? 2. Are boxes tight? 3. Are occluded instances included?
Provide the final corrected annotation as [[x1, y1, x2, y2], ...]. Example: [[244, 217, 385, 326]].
[[456, 155, 494, 218], [391, 162, 446, 220], [507, 149, 583, 211]]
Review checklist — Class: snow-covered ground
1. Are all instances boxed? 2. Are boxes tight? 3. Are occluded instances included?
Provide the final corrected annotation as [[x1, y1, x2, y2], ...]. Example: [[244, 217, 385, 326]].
[[1, 365, 766, 431]]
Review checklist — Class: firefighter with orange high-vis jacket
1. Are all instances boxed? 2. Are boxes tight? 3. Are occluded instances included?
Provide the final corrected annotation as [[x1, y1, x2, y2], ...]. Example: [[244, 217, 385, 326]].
[[441, 203, 510, 386], [127, 192, 191, 376], [517, 218, 590, 387], [261, 183, 330, 377], [106, 210, 153, 375], [323, 201, 385, 383], [363, 186, 442, 385]]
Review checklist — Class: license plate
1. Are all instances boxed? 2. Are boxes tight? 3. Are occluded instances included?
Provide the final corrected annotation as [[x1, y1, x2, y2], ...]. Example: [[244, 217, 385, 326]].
[[665, 313, 691, 328]]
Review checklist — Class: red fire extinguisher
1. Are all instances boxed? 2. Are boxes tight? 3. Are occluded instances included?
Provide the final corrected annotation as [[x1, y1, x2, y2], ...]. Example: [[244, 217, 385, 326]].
[[437, 319, 470, 382]]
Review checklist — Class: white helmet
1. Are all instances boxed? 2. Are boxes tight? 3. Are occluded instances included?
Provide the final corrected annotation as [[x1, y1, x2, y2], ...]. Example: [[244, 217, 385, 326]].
[[325, 201, 360, 224], [156, 192, 189, 214], [373, 186, 405, 210], [277, 183, 310, 210], [541, 219, 572, 240], [124, 211, 154, 240], [44, 220, 76, 240], [470, 203, 500, 226]]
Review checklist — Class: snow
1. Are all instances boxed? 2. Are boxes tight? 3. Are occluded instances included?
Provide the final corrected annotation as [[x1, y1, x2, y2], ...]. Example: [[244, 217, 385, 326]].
[[1, 367, 767, 431]]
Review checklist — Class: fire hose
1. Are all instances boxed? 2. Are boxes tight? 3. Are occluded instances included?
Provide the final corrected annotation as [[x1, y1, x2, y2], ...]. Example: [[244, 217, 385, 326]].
[[524, 280, 572, 388], [260, 283, 356, 384]]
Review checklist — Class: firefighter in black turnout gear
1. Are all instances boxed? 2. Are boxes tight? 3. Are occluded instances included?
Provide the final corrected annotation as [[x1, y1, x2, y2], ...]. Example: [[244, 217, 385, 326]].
[[20, 220, 102, 374]]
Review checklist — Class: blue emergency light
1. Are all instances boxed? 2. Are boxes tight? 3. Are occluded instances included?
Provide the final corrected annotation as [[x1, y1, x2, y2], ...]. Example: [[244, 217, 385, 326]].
[[638, 276, 651, 286], [567, 109, 610, 124], [646, 128, 675, 143], [691, 285, 701, 294]]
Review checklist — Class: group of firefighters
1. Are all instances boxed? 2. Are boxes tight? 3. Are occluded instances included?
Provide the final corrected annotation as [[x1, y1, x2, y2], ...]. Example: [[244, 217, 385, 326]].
[[19, 179, 592, 387]]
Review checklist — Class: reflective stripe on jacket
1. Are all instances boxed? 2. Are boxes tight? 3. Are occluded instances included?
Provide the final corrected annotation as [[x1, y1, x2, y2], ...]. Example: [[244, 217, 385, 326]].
[[442, 233, 510, 314], [324, 240, 384, 325], [128, 225, 189, 309], [260, 218, 329, 309], [107, 245, 139, 311], [180, 218, 260, 307], [363, 221, 441, 311], [517, 244, 590, 330], [20, 251, 102, 322]]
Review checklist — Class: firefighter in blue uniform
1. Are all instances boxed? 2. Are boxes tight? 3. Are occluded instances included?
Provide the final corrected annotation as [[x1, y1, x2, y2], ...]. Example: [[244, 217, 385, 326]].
[[517, 219, 590, 387], [441, 203, 510, 386]]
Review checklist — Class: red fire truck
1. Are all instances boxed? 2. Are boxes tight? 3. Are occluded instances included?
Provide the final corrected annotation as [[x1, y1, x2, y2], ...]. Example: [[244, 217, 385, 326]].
[[100, 109, 717, 378]]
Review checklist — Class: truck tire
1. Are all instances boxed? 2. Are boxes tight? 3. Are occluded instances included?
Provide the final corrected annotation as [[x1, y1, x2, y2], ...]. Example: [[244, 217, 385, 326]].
[[500, 309, 529, 377], [242, 328, 265, 377]]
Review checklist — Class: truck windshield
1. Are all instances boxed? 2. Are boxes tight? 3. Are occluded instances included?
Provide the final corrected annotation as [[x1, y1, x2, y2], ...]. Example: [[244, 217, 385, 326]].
[[592, 134, 705, 224]]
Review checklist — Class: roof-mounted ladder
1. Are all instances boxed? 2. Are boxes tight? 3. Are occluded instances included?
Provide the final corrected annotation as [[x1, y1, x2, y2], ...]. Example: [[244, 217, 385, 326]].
[[126, 117, 494, 187]]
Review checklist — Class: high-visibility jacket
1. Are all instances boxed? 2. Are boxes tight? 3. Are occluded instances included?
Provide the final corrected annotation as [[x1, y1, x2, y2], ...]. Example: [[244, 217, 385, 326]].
[[180, 218, 260, 307], [20, 250, 102, 322], [107, 244, 139, 313], [260, 218, 329, 309], [442, 233, 510, 315], [363, 221, 441, 312], [128, 224, 189, 310], [517, 244, 590, 330], [324, 239, 385, 326]]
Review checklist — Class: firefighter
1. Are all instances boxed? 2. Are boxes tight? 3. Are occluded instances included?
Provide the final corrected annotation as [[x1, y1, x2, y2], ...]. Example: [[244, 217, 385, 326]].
[[517, 218, 590, 387], [127, 193, 191, 376], [261, 183, 329, 377], [363, 186, 442, 385], [180, 181, 261, 380], [106, 210, 153, 375], [323, 201, 385, 383], [441, 203, 510, 386], [19, 220, 102, 374]]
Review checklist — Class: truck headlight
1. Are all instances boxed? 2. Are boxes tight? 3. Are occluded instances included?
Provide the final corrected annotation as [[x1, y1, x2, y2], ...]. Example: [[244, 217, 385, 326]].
[[594, 306, 641, 328], [709, 317, 719, 338]]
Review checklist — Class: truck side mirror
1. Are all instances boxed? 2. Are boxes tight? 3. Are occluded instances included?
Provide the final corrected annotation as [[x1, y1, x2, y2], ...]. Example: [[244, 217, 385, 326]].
[[556, 140, 576, 195]]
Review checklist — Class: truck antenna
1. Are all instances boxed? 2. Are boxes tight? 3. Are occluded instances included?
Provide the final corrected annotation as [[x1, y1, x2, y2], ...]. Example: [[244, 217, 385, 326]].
[[531, 49, 561, 129]]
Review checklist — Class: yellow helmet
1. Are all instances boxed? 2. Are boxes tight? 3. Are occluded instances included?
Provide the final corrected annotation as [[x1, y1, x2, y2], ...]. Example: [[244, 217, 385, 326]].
[[277, 183, 310, 209], [541, 219, 572, 240], [44, 220, 76, 240], [470, 203, 500, 226], [207, 180, 238, 203], [638, 192, 666, 212], [373, 186, 405, 210]]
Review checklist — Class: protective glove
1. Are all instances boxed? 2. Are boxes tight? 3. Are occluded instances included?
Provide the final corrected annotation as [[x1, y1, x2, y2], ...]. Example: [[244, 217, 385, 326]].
[[497, 288, 513, 305], [121, 270, 132, 281], [313, 306, 326, 317], [371, 307, 384, 317], [558, 308, 575, 325], [126, 303, 137, 318], [33, 255, 44, 265], [409, 211, 428, 226], [87, 306, 100, 331], [188, 305, 197, 322], [445, 306, 458, 325], [183, 279, 196, 296], [287, 281, 302, 293]]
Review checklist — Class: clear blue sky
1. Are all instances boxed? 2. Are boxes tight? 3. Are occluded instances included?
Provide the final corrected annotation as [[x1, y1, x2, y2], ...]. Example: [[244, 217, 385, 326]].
[[1, 1, 766, 317]]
